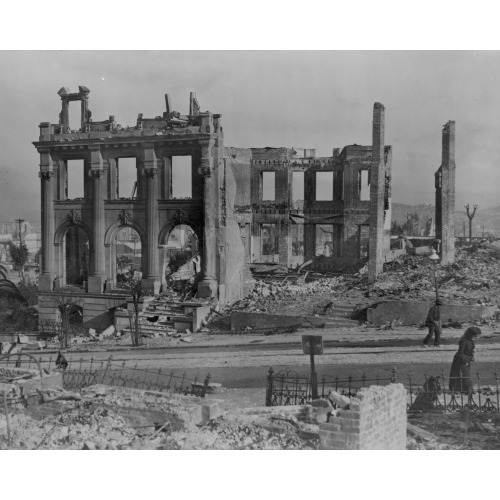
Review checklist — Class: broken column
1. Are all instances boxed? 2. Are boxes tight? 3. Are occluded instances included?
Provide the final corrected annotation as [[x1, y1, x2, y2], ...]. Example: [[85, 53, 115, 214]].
[[368, 102, 385, 284], [435, 121, 456, 265]]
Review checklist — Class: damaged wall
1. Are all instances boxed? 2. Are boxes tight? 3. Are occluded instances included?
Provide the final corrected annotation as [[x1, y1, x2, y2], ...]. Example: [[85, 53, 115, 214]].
[[435, 121, 456, 265], [319, 383, 407, 450]]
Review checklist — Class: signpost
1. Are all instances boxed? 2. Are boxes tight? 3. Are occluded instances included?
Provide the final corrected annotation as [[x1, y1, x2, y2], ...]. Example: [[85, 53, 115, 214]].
[[302, 334, 323, 400]]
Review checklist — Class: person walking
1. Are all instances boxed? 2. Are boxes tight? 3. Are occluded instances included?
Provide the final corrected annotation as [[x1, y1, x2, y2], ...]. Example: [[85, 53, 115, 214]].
[[423, 299, 443, 347], [449, 327, 481, 393]]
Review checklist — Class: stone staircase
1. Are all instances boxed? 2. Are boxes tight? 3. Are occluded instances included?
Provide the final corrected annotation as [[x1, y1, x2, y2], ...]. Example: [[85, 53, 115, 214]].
[[322, 303, 361, 329], [121, 296, 211, 338]]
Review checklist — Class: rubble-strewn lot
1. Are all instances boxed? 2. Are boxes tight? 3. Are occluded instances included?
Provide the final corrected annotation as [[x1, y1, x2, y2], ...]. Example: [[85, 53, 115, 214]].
[[407, 411, 500, 450], [212, 242, 500, 323], [0, 386, 319, 450], [2, 384, 499, 450]]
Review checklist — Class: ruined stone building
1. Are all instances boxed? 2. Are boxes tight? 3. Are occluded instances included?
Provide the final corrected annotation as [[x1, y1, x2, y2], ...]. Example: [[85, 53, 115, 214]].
[[229, 104, 392, 280], [34, 88, 392, 329]]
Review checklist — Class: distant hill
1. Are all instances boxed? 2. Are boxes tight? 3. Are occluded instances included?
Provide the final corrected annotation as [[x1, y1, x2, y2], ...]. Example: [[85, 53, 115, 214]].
[[392, 202, 500, 237]]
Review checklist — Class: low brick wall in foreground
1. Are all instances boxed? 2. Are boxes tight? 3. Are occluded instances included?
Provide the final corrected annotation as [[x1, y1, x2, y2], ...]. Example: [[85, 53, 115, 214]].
[[319, 384, 407, 450]]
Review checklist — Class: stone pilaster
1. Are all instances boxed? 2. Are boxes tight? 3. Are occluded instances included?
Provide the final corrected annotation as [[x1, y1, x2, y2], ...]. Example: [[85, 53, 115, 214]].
[[87, 147, 105, 294], [368, 102, 385, 284], [38, 150, 55, 291], [436, 121, 456, 264], [142, 145, 160, 295], [197, 138, 219, 299]]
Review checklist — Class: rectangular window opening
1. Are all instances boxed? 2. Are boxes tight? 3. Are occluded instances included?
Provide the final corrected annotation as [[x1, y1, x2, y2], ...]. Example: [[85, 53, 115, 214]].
[[315, 172, 333, 201], [316, 224, 341, 257], [359, 170, 370, 201], [291, 224, 304, 256], [68, 102, 82, 132], [117, 158, 137, 199], [292, 172, 304, 208], [172, 156, 192, 199], [66, 159, 84, 200], [261, 224, 277, 255], [262, 172, 275, 201], [359, 225, 370, 259]]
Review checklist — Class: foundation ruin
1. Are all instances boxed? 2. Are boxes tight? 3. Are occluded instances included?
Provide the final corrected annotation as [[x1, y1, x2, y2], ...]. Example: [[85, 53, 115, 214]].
[[34, 88, 393, 330]]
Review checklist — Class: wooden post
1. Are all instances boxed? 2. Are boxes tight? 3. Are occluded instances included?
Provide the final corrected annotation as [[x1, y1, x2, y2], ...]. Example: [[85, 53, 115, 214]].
[[309, 337, 318, 399], [3, 391, 11, 445]]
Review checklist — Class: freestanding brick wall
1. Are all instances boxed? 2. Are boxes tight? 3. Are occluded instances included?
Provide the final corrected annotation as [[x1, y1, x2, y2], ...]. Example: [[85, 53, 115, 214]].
[[435, 121, 456, 265], [319, 383, 407, 450], [368, 103, 386, 284]]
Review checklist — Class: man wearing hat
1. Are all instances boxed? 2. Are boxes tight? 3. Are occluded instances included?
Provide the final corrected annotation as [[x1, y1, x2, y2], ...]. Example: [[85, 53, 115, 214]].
[[423, 299, 443, 347]]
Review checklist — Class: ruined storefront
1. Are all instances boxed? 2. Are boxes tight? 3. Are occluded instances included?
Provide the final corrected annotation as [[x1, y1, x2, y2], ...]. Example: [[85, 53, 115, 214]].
[[231, 103, 392, 279], [34, 87, 246, 329]]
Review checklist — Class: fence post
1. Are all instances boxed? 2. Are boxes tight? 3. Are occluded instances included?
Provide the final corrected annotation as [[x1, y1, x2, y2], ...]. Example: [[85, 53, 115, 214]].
[[265, 367, 274, 407], [102, 356, 112, 384], [441, 370, 447, 410], [476, 371, 481, 409], [495, 370, 499, 414], [201, 373, 211, 398]]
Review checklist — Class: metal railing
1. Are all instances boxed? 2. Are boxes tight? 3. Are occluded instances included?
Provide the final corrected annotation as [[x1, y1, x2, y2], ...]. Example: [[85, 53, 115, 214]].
[[0, 354, 211, 398], [265, 366, 500, 413]]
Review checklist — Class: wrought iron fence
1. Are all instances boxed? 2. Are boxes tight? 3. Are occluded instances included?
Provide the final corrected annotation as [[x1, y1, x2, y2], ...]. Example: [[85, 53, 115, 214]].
[[0, 354, 211, 398], [265, 366, 500, 414]]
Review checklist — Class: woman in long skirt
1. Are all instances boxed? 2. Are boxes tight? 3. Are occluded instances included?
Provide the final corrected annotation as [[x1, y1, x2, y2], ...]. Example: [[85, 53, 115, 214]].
[[449, 327, 481, 393]]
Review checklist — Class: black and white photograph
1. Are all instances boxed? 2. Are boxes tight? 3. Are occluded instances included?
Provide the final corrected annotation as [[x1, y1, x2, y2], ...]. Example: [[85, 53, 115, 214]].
[[1, 2, 499, 497]]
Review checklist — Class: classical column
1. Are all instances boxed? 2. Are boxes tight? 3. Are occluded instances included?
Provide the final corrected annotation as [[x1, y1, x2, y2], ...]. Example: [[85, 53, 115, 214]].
[[38, 157, 55, 291], [142, 146, 160, 295], [87, 147, 105, 294], [197, 139, 219, 299]]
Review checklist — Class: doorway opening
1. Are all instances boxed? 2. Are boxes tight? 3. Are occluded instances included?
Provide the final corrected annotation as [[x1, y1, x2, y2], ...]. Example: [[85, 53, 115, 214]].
[[63, 226, 89, 286], [163, 224, 200, 295]]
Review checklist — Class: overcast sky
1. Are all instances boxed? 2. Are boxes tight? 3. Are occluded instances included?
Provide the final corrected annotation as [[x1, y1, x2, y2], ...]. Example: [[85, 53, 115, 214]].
[[0, 50, 499, 224]]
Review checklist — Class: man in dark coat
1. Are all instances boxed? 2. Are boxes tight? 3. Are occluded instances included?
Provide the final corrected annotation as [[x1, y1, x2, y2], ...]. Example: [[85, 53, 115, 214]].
[[449, 327, 481, 393], [423, 299, 443, 347]]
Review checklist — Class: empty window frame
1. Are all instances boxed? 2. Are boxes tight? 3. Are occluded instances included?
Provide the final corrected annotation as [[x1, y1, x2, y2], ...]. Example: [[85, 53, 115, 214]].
[[261, 172, 276, 201], [315, 172, 333, 201], [359, 225, 370, 259], [359, 169, 370, 201], [291, 223, 304, 256], [117, 158, 137, 199], [261, 224, 277, 255], [68, 102, 82, 132], [66, 159, 84, 199], [172, 156, 192, 199], [316, 224, 341, 257], [292, 171, 304, 206]]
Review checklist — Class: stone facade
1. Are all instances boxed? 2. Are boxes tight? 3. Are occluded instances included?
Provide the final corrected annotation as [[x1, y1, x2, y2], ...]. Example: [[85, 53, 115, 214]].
[[34, 87, 246, 329], [319, 383, 407, 450], [435, 121, 456, 265]]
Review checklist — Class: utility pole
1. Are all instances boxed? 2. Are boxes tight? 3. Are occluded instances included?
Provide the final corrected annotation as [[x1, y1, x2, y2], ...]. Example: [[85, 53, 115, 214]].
[[15, 218, 25, 246], [465, 204, 478, 243]]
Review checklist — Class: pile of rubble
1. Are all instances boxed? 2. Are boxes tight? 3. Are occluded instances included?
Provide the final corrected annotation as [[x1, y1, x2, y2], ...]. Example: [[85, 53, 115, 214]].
[[211, 242, 500, 324], [0, 384, 319, 450]]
